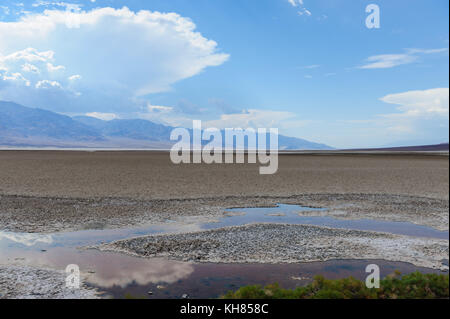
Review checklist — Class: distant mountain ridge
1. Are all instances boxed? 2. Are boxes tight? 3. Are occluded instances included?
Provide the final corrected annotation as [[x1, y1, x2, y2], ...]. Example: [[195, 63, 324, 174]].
[[0, 101, 334, 150], [73, 116, 174, 142], [0, 101, 103, 141], [348, 143, 449, 152]]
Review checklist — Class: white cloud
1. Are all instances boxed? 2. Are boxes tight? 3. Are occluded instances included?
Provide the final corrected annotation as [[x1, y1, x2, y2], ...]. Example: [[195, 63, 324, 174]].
[[1, 71, 30, 86], [0, 48, 63, 84], [287, 0, 311, 16], [204, 109, 300, 129], [35, 79, 62, 89], [0, 47, 82, 102], [133, 105, 311, 134], [299, 64, 320, 69], [47, 62, 65, 72], [360, 54, 417, 69], [380, 88, 449, 118], [133, 107, 305, 131], [406, 48, 448, 54], [1, 5, 10, 16], [0, 7, 229, 113], [331, 88, 449, 148], [288, 0, 303, 7], [359, 48, 448, 69], [147, 103, 173, 113], [297, 8, 311, 16], [0, 48, 55, 63], [85, 112, 118, 121], [68, 74, 81, 81], [31, 1, 82, 12], [22, 63, 40, 73]]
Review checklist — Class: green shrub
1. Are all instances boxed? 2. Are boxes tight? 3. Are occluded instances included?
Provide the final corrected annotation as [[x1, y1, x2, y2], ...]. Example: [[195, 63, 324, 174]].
[[222, 272, 449, 299]]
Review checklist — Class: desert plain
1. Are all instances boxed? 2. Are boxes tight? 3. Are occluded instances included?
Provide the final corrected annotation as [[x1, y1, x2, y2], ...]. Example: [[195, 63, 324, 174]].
[[0, 151, 448, 298]]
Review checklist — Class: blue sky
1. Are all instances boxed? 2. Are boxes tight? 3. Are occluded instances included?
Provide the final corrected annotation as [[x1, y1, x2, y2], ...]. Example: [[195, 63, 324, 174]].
[[0, 0, 448, 148]]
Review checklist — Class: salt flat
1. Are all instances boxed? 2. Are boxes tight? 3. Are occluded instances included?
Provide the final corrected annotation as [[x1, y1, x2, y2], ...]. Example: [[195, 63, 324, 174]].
[[0, 151, 448, 233], [0, 151, 448, 298]]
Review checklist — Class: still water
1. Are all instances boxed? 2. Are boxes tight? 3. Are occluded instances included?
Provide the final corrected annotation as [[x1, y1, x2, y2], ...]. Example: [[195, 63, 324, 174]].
[[0, 204, 448, 298]]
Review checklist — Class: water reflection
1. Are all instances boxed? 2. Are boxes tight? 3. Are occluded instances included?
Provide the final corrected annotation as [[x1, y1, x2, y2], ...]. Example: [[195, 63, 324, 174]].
[[99, 259, 447, 299], [217, 204, 449, 239], [0, 232, 53, 246], [0, 222, 202, 250], [83, 253, 195, 288], [1, 246, 194, 289], [0, 202, 448, 298]]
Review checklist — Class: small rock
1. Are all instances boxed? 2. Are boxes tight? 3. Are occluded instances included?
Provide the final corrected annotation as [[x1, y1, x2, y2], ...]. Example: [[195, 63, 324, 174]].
[[181, 293, 189, 299]]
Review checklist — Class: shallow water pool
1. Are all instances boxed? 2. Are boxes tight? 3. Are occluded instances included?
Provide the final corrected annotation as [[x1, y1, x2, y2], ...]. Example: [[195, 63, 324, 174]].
[[0, 203, 448, 298], [214, 204, 449, 239]]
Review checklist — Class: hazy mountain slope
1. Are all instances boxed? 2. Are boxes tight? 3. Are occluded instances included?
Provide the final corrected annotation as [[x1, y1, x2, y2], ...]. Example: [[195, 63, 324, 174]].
[[73, 117, 173, 142], [278, 135, 332, 150], [101, 119, 174, 141], [1, 101, 334, 150], [0, 101, 103, 141], [71, 116, 108, 131], [350, 143, 449, 152]]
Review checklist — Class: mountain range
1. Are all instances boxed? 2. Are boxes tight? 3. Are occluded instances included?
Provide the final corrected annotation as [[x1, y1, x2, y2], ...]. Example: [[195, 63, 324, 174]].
[[0, 101, 333, 150]]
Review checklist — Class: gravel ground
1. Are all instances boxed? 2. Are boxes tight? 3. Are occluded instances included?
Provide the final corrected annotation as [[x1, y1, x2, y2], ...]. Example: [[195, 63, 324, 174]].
[[95, 223, 449, 270], [0, 151, 447, 200], [0, 265, 99, 299], [0, 193, 447, 233]]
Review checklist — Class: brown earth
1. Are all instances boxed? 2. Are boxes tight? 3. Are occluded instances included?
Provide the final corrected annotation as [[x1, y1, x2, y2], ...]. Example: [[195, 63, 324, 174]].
[[0, 151, 448, 233], [0, 151, 448, 199]]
